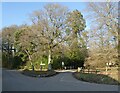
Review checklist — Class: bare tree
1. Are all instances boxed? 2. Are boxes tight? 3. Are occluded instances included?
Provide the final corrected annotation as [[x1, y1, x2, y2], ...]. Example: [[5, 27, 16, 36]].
[[85, 2, 119, 67], [29, 3, 69, 70]]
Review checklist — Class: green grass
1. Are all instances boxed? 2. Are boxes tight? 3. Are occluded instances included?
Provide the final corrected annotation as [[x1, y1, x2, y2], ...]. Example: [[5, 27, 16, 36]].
[[22, 69, 58, 77], [73, 72, 120, 85]]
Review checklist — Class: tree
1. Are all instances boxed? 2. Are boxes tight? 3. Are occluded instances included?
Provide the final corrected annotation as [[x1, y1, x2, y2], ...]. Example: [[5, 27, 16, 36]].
[[2, 3, 88, 70], [14, 25, 37, 70], [85, 2, 119, 67], [66, 9, 87, 67], [2, 25, 19, 68], [29, 3, 69, 70]]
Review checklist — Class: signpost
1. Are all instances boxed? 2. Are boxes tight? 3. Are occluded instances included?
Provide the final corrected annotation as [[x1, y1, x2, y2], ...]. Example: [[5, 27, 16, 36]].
[[62, 61, 64, 70], [40, 61, 45, 71]]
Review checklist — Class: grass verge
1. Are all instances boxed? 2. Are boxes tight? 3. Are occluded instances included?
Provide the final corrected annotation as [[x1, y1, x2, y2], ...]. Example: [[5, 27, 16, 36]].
[[22, 69, 58, 77], [73, 72, 120, 85]]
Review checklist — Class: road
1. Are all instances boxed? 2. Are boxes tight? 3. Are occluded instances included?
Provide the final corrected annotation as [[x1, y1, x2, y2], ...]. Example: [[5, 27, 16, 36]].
[[2, 69, 119, 91], [0, 68, 2, 92]]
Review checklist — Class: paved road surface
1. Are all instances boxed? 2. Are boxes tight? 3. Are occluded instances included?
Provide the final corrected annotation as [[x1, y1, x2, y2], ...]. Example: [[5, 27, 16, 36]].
[[0, 68, 2, 92], [2, 69, 119, 91]]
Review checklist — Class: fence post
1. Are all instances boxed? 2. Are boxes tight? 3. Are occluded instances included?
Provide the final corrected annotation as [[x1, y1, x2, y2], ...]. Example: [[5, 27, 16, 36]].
[[96, 69, 97, 74]]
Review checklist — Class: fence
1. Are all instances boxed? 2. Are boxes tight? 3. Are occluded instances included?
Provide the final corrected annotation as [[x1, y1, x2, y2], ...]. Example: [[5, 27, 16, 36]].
[[79, 67, 118, 74]]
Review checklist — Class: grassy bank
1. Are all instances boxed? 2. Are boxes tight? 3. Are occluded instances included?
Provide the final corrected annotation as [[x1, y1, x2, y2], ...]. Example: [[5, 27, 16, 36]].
[[22, 69, 58, 77], [73, 72, 120, 85]]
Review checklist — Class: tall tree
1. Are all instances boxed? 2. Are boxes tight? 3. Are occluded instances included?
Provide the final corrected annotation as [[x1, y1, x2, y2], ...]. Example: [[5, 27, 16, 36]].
[[85, 2, 119, 67], [29, 3, 69, 70], [2, 25, 18, 68], [14, 25, 37, 70], [66, 9, 87, 67], [66, 10, 86, 49]]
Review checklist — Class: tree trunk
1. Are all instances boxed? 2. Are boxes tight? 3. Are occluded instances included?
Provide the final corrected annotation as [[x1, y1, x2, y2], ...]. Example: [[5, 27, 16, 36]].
[[29, 55, 34, 71], [48, 50, 52, 70], [25, 50, 34, 71]]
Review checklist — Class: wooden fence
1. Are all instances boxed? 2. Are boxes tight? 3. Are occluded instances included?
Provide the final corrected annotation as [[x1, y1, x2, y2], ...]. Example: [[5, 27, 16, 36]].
[[79, 67, 118, 74]]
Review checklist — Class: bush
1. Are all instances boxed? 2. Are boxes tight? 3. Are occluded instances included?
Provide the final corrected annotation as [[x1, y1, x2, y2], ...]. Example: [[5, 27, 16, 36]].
[[51, 56, 85, 70], [52, 57, 62, 69], [2, 52, 24, 69]]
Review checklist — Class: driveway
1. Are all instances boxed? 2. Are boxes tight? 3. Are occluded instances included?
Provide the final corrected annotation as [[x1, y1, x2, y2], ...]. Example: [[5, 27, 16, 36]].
[[2, 69, 119, 91]]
